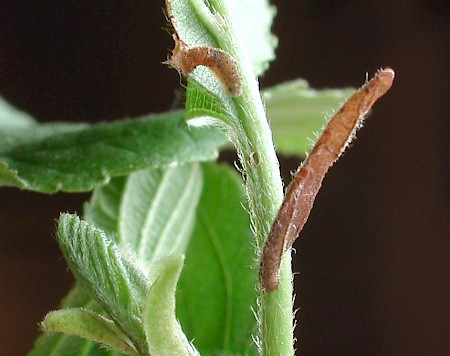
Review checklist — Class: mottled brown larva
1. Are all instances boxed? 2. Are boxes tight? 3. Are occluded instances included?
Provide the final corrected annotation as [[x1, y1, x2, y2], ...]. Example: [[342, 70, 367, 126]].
[[260, 68, 395, 294], [166, 35, 243, 97]]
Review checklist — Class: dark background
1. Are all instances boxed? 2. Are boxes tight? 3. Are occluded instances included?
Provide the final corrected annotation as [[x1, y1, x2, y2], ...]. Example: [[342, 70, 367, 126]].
[[1, 1, 449, 355]]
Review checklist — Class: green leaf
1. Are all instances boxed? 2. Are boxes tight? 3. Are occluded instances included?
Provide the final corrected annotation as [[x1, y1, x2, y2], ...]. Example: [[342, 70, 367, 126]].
[[0, 161, 26, 189], [117, 164, 202, 262], [29, 284, 123, 356], [0, 110, 225, 193], [40, 309, 138, 355], [177, 163, 258, 355], [84, 163, 203, 263], [31, 164, 203, 355], [0, 77, 349, 194], [29, 266, 129, 355], [143, 255, 199, 356], [29, 333, 120, 356], [56, 215, 198, 355], [56, 214, 150, 354], [264, 80, 354, 156]]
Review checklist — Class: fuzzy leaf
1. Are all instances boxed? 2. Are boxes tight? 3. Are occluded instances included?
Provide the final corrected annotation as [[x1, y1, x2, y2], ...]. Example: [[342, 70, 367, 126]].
[[31, 163, 203, 355], [143, 255, 199, 356], [40, 309, 137, 355], [0, 111, 225, 193], [56, 214, 149, 354], [28, 333, 120, 356], [0, 78, 350, 195], [177, 163, 258, 355], [29, 284, 123, 356]]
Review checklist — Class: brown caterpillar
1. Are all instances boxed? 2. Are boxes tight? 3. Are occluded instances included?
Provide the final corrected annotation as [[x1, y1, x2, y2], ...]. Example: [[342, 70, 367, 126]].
[[260, 68, 395, 294], [166, 34, 243, 97]]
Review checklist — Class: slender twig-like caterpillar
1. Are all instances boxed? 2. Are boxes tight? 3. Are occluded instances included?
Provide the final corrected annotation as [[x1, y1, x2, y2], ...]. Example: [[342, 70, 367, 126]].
[[166, 34, 243, 97], [260, 68, 395, 294]]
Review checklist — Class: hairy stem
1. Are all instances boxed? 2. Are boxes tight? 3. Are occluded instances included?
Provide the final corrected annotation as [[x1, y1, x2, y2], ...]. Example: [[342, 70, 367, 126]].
[[201, 2, 294, 354], [172, 0, 295, 353]]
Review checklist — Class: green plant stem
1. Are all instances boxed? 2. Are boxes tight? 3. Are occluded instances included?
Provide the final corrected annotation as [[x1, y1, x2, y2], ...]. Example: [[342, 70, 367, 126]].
[[261, 254, 293, 355], [197, 2, 294, 354], [234, 72, 294, 356], [185, 1, 295, 353]]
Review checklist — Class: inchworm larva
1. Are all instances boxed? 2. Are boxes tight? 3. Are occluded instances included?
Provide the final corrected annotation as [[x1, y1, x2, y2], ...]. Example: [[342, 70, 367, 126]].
[[260, 68, 395, 294], [166, 34, 243, 97]]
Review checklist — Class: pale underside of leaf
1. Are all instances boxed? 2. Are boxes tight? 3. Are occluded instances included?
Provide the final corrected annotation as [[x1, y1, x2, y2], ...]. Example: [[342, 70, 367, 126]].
[[41, 308, 138, 355], [143, 255, 200, 356], [118, 163, 203, 263], [32, 164, 203, 355]]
